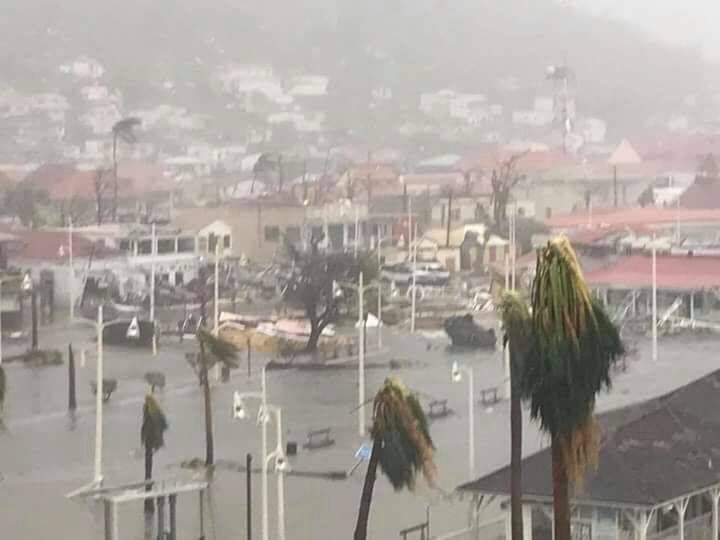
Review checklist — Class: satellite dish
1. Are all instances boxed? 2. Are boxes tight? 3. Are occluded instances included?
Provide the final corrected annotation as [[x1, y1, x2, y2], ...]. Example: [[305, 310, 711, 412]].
[[126, 316, 140, 339]]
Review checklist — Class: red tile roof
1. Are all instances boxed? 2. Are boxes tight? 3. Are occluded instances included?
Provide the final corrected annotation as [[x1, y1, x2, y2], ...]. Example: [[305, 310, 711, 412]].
[[24, 162, 173, 201], [8, 230, 119, 261], [679, 181, 720, 210], [546, 207, 720, 229], [585, 254, 720, 290]]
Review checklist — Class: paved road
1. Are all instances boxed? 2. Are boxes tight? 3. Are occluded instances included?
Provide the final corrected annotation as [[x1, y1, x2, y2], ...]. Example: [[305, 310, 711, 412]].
[[1, 319, 719, 539]]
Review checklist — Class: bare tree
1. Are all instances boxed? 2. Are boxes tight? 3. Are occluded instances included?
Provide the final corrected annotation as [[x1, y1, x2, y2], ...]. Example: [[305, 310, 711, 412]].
[[94, 169, 111, 225], [490, 152, 528, 231]]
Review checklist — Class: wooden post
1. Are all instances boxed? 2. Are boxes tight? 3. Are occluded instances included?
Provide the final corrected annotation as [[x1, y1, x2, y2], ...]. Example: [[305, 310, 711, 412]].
[[104, 499, 113, 540], [68, 344, 77, 411], [157, 496, 165, 540], [247, 339, 252, 379], [247, 453, 253, 540], [31, 289, 38, 350], [199, 490, 205, 540], [169, 495, 177, 540]]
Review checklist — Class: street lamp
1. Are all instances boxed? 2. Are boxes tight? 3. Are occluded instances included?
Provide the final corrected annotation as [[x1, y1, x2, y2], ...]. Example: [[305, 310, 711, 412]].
[[260, 405, 288, 540], [150, 223, 157, 356], [232, 367, 271, 540], [22, 273, 38, 350], [335, 272, 381, 436], [451, 360, 475, 479]]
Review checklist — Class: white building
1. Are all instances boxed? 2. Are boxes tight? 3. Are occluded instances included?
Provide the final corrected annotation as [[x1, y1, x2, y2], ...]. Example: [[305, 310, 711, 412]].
[[288, 75, 329, 97], [511, 110, 554, 127], [579, 117, 607, 144], [81, 105, 122, 135], [59, 57, 105, 79], [420, 89, 489, 123]]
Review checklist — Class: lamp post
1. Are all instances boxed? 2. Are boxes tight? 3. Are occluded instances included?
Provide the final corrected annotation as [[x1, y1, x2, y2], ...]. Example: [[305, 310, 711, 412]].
[[410, 222, 418, 334], [213, 241, 222, 381], [452, 360, 475, 479], [150, 223, 157, 356], [375, 232, 395, 349], [260, 405, 288, 540], [335, 273, 381, 436], [22, 273, 38, 350], [652, 234, 658, 362], [68, 217, 74, 321], [232, 367, 269, 540]]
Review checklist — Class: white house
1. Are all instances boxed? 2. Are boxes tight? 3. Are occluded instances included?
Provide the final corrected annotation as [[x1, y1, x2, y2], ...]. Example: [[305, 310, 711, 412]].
[[81, 105, 122, 135], [59, 57, 105, 79], [511, 110, 554, 127], [288, 75, 329, 97]]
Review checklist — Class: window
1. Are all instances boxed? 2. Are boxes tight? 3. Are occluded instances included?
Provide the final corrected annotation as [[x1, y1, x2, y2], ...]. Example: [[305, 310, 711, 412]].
[[208, 233, 218, 253], [119, 239, 131, 252], [178, 237, 195, 253], [138, 239, 152, 255], [223, 235, 231, 248], [158, 238, 175, 254], [285, 226, 301, 244], [451, 208, 461, 221], [264, 225, 280, 242], [545, 207, 553, 219]]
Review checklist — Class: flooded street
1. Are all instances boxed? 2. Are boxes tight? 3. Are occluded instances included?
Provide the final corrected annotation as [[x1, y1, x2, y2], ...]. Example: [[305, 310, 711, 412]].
[[1, 323, 719, 539]]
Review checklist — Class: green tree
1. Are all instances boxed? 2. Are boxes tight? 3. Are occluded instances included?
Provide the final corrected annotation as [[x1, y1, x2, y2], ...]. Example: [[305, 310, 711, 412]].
[[522, 237, 623, 540], [353, 378, 436, 540], [141, 394, 168, 513], [500, 292, 532, 540], [194, 329, 237, 466]]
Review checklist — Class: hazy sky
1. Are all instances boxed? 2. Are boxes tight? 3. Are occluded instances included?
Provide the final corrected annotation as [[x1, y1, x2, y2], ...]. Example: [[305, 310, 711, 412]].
[[575, 0, 720, 58]]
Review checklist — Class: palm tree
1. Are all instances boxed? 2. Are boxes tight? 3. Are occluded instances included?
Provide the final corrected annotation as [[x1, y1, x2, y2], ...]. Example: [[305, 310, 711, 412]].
[[111, 117, 141, 222], [500, 291, 532, 540], [522, 237, 623, 540], [354, 378, 436, 540], [195, 329, 238, 466], [0, 365, 6, 408], [141, 394, 168, 513]]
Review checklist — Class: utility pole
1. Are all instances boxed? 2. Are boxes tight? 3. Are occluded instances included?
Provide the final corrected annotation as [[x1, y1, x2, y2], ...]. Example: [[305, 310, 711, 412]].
[[358, 271, 365, 436], [247, 453, 253, 540], [613, 165, 618, 208], [446, 188, 453, 248], [69, 217, 74, 321], [652, 234, 658, 363], [150, 223, 157, 356]]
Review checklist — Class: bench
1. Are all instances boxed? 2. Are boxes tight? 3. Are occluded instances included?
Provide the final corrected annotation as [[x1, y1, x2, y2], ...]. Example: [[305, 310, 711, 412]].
[[427, 399, 452, 420], [144, 372, 166, 392], [303, 428, 335, 450], [478, 386, 499, 406], [90, 379, 118, 402]]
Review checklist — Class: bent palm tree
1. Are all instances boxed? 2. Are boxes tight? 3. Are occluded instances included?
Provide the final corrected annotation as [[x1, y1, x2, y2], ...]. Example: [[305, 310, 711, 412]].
[[141, 394, 168, 513], [111, 117, 141, 222], [196, 329, 237, 466], [500, 291, 532, 540], [354, 378, 436, 540], [523, 237, 623, 540]]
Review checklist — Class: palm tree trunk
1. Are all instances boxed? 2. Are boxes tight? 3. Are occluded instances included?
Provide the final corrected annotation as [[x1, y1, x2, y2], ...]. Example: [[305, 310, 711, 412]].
[[200, 340, 214, 466], [552, 435, 571, 540], [304, 321, 322, 352], [144, 445, 154, 513], [510, 362, 524, 540], [353, 439, 381, 540]]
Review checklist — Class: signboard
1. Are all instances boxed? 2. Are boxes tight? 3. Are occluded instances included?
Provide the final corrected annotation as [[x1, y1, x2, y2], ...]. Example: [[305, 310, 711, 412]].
[[355, 444, 372, 461]]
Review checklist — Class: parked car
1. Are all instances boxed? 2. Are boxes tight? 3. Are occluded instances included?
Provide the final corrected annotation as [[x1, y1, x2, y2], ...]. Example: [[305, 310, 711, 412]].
[[381, 261, 450, 286]]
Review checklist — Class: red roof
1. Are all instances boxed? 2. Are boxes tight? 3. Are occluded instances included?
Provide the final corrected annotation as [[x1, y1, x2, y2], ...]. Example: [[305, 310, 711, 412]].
[[547, 207, 720, 230], [9, 230, 118, 261], [24, 162, 172, 201], [679, 181, 720, 209], [585, 254, 720, 290]]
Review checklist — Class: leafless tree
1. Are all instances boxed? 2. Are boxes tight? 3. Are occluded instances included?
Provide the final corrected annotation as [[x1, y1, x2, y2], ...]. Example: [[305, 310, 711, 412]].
[[490, 152, 528, 231]]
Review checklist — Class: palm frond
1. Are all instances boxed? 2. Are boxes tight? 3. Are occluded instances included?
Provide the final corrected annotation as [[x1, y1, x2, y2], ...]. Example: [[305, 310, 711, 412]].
[[141, 394, 168, 452], [197, 328, 238, 368], [370, 378, 436, 491], [523, 236, 624, 482]]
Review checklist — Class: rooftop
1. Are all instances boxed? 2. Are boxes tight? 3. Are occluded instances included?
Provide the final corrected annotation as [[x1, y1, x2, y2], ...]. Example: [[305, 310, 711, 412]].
[[459, 368, 720, 508]]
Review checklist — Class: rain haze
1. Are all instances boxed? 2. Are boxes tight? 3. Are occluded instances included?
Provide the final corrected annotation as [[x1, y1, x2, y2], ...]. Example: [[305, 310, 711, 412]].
[[2, 2, 720, 540]]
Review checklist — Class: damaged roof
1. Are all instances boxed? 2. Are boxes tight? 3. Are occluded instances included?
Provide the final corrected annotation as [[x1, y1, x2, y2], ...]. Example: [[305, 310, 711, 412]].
[[458, 369, 720, 508]]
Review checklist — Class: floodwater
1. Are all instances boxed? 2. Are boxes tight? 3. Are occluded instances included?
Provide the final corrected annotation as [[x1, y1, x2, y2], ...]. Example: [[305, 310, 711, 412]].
[[0, 322, 718, 539]]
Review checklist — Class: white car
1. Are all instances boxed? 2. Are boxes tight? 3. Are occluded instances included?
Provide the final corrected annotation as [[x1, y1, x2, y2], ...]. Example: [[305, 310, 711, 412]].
[[381, 261, 450, 286]]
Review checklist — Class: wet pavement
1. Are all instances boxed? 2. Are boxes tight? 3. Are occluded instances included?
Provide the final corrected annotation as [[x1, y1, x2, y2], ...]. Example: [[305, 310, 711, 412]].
[[1, 319, 720, 539]]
